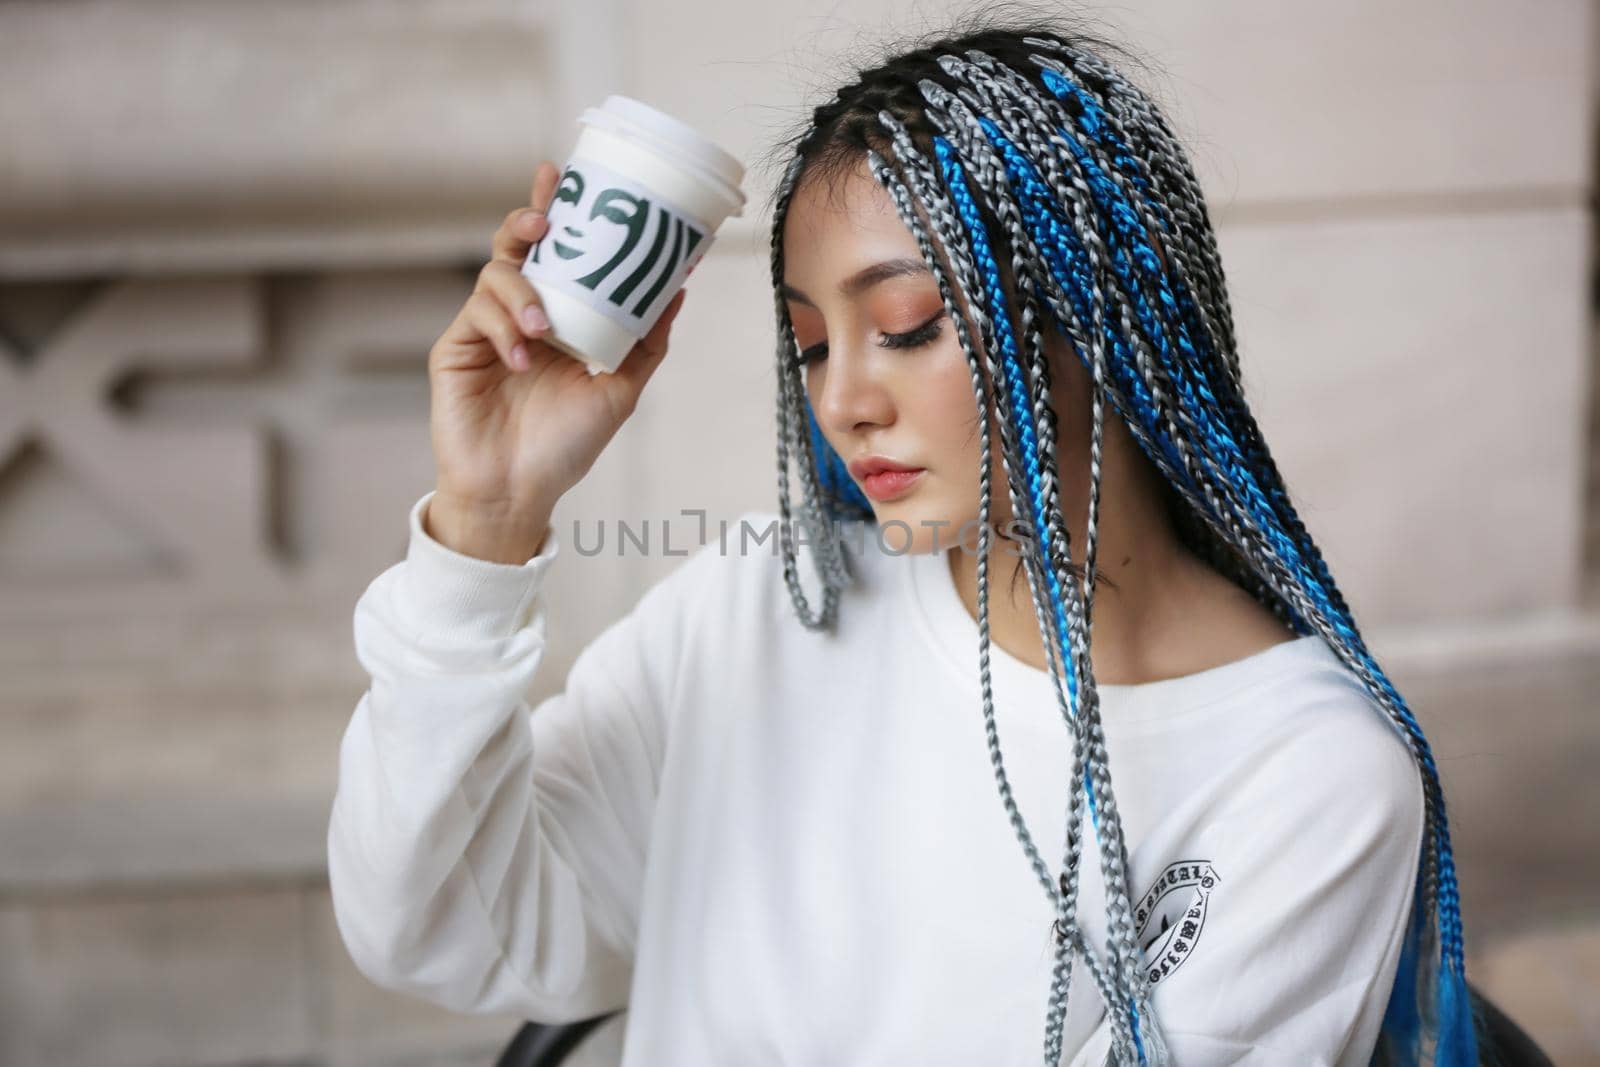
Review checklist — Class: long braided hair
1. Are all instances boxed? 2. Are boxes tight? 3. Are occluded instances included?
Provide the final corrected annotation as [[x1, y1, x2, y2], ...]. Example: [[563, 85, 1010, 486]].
[[763, 13, 1477, 1067]]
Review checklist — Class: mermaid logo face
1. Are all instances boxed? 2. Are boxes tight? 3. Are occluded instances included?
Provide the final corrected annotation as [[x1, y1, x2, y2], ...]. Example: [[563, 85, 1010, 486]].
[[526, 159, 709, 327], [542, 167, 647, 269]]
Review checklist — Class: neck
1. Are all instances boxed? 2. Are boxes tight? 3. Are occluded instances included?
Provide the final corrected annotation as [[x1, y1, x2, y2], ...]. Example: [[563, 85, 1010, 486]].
[[943, 422, 1297, 686], [946, 503, 1200, 687]]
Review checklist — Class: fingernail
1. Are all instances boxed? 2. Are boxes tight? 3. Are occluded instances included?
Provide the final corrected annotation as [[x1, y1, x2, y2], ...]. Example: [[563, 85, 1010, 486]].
[[511, 342, 530, 369], [521, 305, 549, 334]]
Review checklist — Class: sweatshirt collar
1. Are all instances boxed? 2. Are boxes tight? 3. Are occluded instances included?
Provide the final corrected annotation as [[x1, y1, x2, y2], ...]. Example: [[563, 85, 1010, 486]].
[[901, 542, 1330, 730]]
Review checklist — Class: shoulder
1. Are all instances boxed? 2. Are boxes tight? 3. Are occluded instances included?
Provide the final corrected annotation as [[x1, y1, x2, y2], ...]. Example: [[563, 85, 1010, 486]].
[[1170, 645, 1431, 932], [1227, 644, 1426, 846]]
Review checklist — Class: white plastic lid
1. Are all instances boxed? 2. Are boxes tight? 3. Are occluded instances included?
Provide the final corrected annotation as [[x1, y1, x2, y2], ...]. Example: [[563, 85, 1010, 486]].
[[578, 95, 748, 217]]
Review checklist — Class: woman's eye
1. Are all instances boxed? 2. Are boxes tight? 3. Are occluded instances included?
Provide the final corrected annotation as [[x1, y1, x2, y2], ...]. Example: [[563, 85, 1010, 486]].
[[878, 310, 946, 350], [795, 310, 946, 366]]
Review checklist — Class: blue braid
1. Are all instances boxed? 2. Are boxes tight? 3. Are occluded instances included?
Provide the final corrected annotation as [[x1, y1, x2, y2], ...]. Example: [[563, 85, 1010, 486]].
[[1033, 62, 1474, 1067], [1041, 56, 1470, 959], [978, 114, 1316, 648], [974, 117, 1196, 502], [934, 135, 1081, 716], [992, 110, 1356, 659], [1035, 103, 1479, 1022], [1038, 66, 1354, 635], [935, 132, 1162, 1060]]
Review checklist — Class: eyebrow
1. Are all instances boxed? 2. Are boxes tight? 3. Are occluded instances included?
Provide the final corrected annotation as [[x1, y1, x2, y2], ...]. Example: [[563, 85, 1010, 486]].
[[779, 256, 932, 307]]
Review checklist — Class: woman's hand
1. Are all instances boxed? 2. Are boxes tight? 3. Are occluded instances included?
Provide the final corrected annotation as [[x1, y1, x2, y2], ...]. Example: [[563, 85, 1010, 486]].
[[425, 161, 689, 563]]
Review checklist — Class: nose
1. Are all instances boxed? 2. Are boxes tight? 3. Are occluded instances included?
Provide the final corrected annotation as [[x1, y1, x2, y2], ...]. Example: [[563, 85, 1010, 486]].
[[810, 343, 896, 437]]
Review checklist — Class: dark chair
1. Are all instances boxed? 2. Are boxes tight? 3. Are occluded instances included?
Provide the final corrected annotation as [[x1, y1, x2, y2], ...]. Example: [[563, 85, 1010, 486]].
[[1472, 986, 1556, 1067], [495, 1009, 623, 1067], [495, 985, 1553, 1066]]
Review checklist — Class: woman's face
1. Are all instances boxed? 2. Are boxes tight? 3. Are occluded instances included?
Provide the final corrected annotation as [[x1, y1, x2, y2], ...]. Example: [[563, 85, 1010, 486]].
[[781, 159, 1018, 556]]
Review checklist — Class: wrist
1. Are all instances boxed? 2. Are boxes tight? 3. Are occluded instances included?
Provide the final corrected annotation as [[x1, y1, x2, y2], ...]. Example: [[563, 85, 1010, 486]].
[[426, 489, 555, 565]]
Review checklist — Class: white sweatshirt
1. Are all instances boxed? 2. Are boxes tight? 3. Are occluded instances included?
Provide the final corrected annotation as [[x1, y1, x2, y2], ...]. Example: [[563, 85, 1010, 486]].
[[327, 491, 1425, 1067]]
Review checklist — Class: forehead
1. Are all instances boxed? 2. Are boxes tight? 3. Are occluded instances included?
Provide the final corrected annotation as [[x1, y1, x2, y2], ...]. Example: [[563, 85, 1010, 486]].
[[781, 160, 916, 267]]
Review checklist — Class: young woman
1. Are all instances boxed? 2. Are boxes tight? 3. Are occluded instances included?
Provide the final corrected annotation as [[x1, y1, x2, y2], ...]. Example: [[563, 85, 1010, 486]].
[[327, 14, 1478, 1066]]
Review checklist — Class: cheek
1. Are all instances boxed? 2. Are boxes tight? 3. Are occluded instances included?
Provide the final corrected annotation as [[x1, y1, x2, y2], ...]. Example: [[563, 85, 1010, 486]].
[[915, 342, 1016, 522], [921, 346, 979, 462]]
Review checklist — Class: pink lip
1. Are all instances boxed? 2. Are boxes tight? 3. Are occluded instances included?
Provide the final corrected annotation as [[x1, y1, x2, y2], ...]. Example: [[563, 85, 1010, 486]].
[[847, 454, 925, 503], [859, 468, 925, 502], [848, 454, 920, 479]]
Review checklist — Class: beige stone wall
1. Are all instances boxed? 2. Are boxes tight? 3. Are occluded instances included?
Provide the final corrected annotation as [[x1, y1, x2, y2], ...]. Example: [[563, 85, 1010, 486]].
[[0, 0, 1594, 1063]]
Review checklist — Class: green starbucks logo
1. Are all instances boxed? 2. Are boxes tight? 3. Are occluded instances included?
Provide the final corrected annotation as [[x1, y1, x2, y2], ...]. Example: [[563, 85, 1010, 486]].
[[525, 158, 711, 333]]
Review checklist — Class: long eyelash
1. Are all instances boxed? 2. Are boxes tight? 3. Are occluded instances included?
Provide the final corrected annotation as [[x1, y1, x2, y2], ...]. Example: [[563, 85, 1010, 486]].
[[797, 310, 947, 365], [880, 310, 946, 349]]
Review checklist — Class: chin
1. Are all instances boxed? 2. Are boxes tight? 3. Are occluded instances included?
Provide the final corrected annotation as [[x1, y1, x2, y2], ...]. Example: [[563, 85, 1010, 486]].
[[864, 497, 972, 557]]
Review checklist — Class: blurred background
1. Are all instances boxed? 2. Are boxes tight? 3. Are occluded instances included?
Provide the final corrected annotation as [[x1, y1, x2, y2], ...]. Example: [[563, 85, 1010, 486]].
[[0, 0, 1595, 1064]]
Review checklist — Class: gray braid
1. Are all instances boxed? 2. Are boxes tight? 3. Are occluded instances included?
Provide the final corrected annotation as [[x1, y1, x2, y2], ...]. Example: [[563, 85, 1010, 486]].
[[1000, 35, 1458, 953], [866, 142, 1134, 1065], [1024, 39, 1240, 377], [982, 47, 1454, 914], [770, 154, 854, 630], [947, 49, 1115, 630], [937, 55, 1345, 682], [909, 73, 1166, 1061]]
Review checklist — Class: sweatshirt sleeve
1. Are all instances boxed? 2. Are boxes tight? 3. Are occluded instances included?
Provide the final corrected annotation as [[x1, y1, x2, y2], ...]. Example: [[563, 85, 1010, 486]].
[[326, 490, 695, 1022], [1065, 695, 1428, 1067]]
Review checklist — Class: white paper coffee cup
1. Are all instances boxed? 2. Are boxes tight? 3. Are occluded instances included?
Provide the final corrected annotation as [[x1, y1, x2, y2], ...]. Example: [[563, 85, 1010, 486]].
[[521, 96, 746, 374]]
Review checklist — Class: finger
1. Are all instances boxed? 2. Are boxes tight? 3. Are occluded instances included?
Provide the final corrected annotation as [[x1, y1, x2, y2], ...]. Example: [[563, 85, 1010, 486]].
[[605, 288, 687, 403], [477, 258, 551, 339], [462, 290, 533, 372], [489, 162, 560, 265], [528, 160, 560, 214], [491, 206, 551, 265]]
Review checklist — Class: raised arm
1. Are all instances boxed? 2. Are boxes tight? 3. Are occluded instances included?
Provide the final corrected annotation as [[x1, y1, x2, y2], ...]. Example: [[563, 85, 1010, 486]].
[[323, 156, 695, 1019]]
